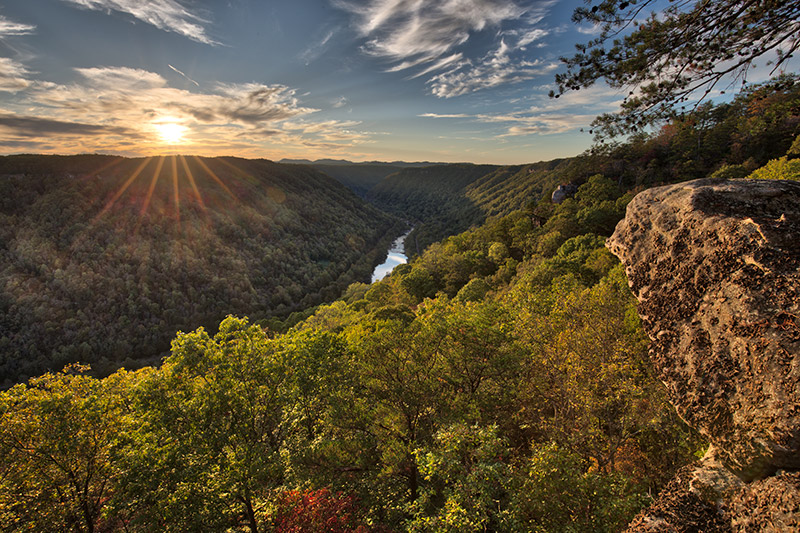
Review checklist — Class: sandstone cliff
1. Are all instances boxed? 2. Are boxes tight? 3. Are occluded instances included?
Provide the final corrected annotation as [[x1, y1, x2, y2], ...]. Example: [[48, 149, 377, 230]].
[[606, 178, 800, 532]]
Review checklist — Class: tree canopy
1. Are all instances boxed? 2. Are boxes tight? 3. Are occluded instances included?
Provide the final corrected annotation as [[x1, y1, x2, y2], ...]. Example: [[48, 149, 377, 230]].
[[557, 0, 800, 137]]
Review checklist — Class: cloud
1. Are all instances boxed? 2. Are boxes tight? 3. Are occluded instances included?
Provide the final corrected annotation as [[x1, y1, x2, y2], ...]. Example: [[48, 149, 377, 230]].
[[339, 0, 523, 63], [0, 112, 137, 138], [428, 41, 558, 97], [0, 15, 36, 36], [517, 27, 549, 46], [27, 67, 315, 128], [60, 0, 217, 44], [168, 64, 200, 87], [300, 28, 338, 65], [418, 113, 470, 119], [421, 85, 625, 135], [77, 66, 167, 90], [0, 15, 36, 92], [337, 0, 560, 96], [1, 65, 374, 156], [0, 57, 32, 92]]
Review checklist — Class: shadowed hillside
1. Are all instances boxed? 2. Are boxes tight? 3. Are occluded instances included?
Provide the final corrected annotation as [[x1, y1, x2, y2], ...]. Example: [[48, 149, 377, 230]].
[[0, 154, 401, 384]]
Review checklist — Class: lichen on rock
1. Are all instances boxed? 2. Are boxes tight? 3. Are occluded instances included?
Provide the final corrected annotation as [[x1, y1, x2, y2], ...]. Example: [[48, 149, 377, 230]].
[[606, 178, 800, 531]]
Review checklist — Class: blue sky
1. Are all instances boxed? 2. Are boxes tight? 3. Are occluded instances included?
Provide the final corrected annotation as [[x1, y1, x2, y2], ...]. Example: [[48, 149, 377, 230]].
[[0, 0, 629, 164]]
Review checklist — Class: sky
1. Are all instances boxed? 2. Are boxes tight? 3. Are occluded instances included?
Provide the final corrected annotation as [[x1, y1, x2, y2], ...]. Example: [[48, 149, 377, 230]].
[[0, 1, 643, 164]]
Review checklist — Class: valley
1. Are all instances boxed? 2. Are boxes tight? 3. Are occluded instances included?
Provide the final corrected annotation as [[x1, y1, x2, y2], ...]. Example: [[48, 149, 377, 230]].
[[0, 75, 798, 533], [0, 154, 403, 384]]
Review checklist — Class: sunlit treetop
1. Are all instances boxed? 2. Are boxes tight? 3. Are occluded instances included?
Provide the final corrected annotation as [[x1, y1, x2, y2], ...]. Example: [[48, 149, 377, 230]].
[[556, 0, 800, 138]]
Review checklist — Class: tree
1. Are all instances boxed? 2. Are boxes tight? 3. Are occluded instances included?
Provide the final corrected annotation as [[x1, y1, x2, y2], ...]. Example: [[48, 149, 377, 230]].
[[557, 0, 800, 137], [272, 489, 373, 533], [0, 365, 142, 533], [117, 317, 291, 533]]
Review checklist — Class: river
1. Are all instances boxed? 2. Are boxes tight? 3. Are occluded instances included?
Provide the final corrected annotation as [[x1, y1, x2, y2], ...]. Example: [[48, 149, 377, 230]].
[[371, 230, 411, 282]]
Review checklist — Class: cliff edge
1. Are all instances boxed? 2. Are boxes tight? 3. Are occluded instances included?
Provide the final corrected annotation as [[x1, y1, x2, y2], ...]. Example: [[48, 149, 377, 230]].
[[606, 178, 800, 532]]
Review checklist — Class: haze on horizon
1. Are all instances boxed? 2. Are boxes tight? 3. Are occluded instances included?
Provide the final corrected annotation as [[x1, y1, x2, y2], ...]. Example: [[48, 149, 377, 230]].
[[0, 0, 636, 165]]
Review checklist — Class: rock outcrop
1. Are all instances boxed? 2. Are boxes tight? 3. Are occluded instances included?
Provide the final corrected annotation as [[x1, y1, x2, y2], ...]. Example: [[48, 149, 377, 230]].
[[606, 178, 800, 531]]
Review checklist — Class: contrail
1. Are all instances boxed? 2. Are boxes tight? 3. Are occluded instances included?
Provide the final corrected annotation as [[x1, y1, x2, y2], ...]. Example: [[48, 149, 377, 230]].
[[168, 64, 200, 87]]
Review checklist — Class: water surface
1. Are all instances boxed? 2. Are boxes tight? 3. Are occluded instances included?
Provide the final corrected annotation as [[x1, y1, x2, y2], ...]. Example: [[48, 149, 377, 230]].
[[371, 231, 410, 282]]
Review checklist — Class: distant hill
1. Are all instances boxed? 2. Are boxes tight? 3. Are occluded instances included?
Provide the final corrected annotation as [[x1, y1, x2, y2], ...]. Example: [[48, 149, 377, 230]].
[[278, 158, 442, 168], [278, 159, 447, 197], [0, 154, 400, 384], [465, 159, 569, 217]]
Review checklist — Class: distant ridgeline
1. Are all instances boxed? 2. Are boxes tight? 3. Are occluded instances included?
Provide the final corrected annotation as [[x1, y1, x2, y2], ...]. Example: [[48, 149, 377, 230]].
[[0, 154, 401, 384], [279, 159, 446, 199], [365, 160, 579, 254], [304, 76, 800, 257]]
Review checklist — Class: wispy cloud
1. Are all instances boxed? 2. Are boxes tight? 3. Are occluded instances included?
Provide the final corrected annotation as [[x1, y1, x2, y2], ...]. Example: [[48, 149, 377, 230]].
[[428, 41, 558, 97], [60, 0, 217, 44], [421, 85, 625, 135], [0, 112, 137, 137], [300, 28, 338, 65], [168, 64, 200, 87], [0, 15, 36, 36], [337, 0, 559, 96], [0, 65, 373, 157], [0, 57, 32, 92], [423, 109, 595, 135], [0, 16, 36, 92], [419, 113, 470, 119], [339, 0, 523, 61]]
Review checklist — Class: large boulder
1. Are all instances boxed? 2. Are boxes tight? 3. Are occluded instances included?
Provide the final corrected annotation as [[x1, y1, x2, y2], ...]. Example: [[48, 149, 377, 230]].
[[606, 178, 800, 530]]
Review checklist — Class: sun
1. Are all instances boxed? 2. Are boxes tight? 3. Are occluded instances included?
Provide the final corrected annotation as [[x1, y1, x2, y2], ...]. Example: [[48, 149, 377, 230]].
[[154, 120, 188, 145]]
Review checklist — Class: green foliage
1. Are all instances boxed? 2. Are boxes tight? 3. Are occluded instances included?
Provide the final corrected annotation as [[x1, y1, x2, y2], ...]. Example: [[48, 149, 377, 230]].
[[789, 134, 800, 156], [410, 424, 512, 532], [454, 278, 491, 303], [575, 175, 619, 206], [508, 443, 647, 533], [0, 365, 144, 532], [116, 317, 293, 531], [710, 164, 750, 180], [746, 156, 800, 181], [0, 155, 401, 384], [559, 1, 800, 137]]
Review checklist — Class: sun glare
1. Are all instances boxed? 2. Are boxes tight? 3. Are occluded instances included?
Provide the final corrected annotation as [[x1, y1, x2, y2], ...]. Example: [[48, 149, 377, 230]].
[[154, 121, 187, 145]]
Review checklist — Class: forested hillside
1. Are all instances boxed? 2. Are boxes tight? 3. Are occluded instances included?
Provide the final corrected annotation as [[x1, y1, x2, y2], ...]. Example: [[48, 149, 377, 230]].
[[360, 76, 800, 258], [0, 74, 798, 530], [276, 160, 444, 198], [0, 155, 401, 384], [0, 163, 701, 532], [1, 0, 799, 526], [367, 164, 499, 253], [306, 163, 404, 198]]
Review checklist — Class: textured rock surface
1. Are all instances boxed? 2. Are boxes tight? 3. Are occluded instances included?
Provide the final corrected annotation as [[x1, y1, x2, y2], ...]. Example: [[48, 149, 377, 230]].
[[730, 471, 800, 531], [607, 178, 800, 530], [607, 178, 800, 479], [625, 451, 739, 533]]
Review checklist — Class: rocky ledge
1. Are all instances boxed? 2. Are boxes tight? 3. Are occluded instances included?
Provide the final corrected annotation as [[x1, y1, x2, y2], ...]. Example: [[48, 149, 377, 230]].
[[606, 178, 800, 531]]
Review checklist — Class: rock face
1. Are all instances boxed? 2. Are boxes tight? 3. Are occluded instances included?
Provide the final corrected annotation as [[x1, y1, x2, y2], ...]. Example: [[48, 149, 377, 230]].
[[606, 178, 800, 530]]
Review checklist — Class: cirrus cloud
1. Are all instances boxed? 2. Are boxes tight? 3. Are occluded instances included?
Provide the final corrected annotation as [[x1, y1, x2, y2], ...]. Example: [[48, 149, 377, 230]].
[[60, 0, 217, 45], [0, 15, 36, 36], [0, 57, 32, 92], [421, 85, 626, 135], [336, 0, 560, 97]]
